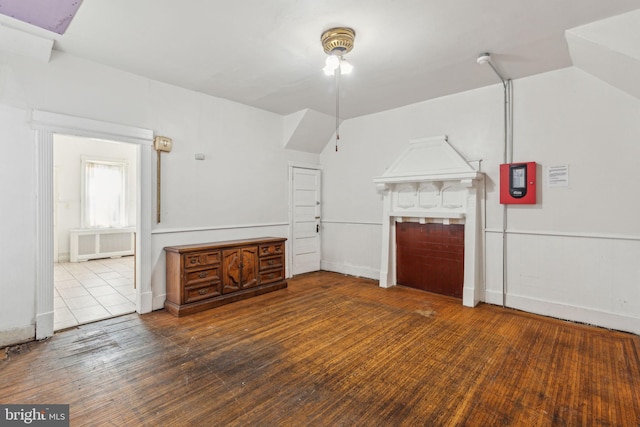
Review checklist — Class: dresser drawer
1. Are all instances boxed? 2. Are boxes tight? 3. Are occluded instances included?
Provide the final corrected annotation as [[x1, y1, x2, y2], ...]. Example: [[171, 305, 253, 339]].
[[259, 255, 283, 271], [260, 269, 284, 285], [184, 251, 220, 268], [184, 282, 222, 303], [185, 267, 220, 286], [259, 242, 284, 257]]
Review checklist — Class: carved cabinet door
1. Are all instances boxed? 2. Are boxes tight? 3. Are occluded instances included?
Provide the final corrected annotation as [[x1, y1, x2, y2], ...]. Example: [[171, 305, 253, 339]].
[[222, 246, 258, 293]]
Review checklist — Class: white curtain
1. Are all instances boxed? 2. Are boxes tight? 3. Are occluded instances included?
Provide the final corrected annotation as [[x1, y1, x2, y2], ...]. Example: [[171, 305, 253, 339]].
[[85, 161, 124, 228]]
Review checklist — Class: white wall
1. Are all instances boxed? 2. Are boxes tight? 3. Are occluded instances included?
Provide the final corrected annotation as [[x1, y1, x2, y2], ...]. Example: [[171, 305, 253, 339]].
[[1, 47, 639, 345], [0, 105, 36, 346], [53, 135, 138, 262], [0, 50, 318, 346], [320, 82, 504, 277], [320, 67, 640, 334]]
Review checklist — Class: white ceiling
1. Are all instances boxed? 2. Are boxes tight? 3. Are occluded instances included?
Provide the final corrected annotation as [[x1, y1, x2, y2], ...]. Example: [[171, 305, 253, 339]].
[[2, 0, 640, 119]]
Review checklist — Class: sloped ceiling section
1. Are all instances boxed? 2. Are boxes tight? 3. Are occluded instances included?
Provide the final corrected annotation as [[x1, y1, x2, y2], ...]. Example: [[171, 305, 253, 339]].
[[0, 0, 84, 62], [0, 24, 52, 61], [567, 10, 640, 99], [283, 109, 339, 154], [0, 0, 84, 35]]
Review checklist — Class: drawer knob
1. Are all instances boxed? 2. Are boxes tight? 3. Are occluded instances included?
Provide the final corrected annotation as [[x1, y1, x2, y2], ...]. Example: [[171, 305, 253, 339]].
[[199, 272, 207, 278], [198, 288, 208, 295], [268, 260, 275, 265], [268, 273, 275, 279], [190, 258, 197, 264]]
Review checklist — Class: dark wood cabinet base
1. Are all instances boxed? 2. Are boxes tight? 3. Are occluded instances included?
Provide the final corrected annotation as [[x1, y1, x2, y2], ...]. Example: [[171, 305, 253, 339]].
[[164, 281, 287, 317]]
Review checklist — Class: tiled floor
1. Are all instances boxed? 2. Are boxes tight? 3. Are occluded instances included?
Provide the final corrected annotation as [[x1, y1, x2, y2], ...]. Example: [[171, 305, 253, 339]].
[[54, 256, 136, 331]]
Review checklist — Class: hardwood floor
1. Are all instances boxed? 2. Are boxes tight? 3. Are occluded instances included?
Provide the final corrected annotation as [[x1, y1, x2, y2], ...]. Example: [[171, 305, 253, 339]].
[[2, 271, 639, 426]]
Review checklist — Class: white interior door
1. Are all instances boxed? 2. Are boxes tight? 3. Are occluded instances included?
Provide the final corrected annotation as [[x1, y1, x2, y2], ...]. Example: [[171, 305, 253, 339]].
[[292, 167, 321, 275]]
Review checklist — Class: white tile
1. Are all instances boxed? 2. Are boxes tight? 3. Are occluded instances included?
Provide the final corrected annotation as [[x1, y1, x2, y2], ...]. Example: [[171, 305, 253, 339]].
[[55, 279, 83, 290], [106, 302, 136, 316], [112, 265, 134, 274], [79, 277, 108, 288], [58, 286, 90, 299], [54, 307, 78, 331], [64, 295, 100, 310], [114, 285, 135, 297], [71, 271, 100, 280], [104, 277, 130, 286], [64, 270, 90, 278], [95, 293, 129, 307], [120, 271, 135, 280], [71, 306, 111, 323], [54, 270, 74, 281], [54, 318, 79, 331], [54, 296, 67, 309], [87, 285, 118, 297], [85, 262, 113, 273], [54, 306, 76, 322], [54, 259, 135, 324]]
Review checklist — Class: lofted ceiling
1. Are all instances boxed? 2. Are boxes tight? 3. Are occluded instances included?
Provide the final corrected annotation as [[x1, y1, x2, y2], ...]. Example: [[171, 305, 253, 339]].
[[1, 0, 639, 121]]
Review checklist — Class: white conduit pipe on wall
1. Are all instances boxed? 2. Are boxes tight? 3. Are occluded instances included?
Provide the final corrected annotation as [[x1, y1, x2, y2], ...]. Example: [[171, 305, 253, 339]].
[[502, 79, 513, 308], [477, 53, 512, 308]]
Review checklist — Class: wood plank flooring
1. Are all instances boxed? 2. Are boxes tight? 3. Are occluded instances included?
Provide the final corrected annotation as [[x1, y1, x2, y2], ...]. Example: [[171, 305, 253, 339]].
[[2, 271, 639, 426]]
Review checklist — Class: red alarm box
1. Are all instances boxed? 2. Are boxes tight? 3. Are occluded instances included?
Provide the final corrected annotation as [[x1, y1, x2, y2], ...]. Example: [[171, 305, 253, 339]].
[[500, 162, 536, 204]]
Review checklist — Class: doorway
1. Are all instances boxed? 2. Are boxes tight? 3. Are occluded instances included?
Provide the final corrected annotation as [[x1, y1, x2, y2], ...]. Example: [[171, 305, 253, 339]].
[[396, 222, 464, 298], [52, 134, 138, 331], [289, 165, 322, 275], [32, 110, 154, 341]]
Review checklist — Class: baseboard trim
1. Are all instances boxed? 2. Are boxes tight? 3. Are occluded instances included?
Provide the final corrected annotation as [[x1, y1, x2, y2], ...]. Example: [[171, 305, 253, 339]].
[[0, 324, 35, 348], [319, 262, 640, 335], [320, 261, 379, 281], [36, 311, 54, 340], [139, 290, 154, 314], [484, 290, 504, 306], [505, 294, 640, 335], [152, 293, 167, 312]]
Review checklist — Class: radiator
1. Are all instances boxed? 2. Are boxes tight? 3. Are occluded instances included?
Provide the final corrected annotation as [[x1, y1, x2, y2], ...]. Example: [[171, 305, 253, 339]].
[[70, 227, 135, 262]]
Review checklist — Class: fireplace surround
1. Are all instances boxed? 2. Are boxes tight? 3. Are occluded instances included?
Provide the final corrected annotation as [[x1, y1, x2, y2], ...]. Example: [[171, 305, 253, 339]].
[[373, 136, 484, 307]]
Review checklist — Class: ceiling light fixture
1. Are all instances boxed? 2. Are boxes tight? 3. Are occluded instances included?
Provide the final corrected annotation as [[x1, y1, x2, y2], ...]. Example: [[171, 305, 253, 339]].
[[321, 27, 355, 151]]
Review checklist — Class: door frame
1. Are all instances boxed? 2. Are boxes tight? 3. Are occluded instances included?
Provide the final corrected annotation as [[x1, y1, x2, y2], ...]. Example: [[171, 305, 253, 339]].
[[287, 161, 322, 277], [32, 110, 154, 340]]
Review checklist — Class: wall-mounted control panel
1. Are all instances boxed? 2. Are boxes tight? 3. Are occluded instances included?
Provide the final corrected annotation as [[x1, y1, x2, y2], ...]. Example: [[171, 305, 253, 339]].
[[500, 162, 536, 204]]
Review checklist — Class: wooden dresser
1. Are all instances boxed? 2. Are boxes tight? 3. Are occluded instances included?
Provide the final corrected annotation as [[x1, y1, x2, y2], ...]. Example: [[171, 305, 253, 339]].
[[164, 237, 287, 316]]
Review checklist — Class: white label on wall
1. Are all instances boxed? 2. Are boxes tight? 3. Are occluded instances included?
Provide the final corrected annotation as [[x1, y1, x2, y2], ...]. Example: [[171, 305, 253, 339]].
[[547, 165, 569, 187]]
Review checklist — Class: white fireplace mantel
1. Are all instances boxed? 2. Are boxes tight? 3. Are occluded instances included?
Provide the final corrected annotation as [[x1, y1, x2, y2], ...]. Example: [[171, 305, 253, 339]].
[[373, 135, 484, 307]]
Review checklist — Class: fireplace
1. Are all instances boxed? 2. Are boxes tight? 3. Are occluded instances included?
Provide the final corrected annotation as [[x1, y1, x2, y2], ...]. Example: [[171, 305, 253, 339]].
[[396, 221, 465, 298], [373, 136, 484, 307]]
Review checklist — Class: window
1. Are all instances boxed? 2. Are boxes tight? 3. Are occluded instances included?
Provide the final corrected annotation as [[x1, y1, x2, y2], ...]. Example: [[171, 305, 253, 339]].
[[82, 158, 127, 228]]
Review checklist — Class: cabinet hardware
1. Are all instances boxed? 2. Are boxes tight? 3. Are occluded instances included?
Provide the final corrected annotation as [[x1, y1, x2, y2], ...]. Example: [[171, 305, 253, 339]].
[[199, 272, 207, 278], [198, 289, 208, 295]]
